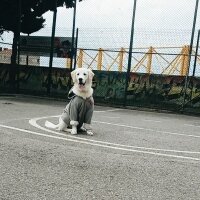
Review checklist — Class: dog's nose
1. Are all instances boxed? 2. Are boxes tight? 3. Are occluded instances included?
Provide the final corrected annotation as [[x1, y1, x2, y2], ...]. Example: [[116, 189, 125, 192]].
[[79, 78, 83, 83]]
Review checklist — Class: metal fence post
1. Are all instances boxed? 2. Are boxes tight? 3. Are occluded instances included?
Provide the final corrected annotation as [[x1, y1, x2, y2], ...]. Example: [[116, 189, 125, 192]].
[[181, 0, 199, 110], [97, 48, 103, 71], [181, 45, 190, 76], [77, 49, 83, 68], [47, 0, 57, 95], [147, 46, 153, 74], [10, 0, 21, 93], [16, 0, 22, 94], [124, 0, 137, 107], [192, 29, 200, 76], [118, 47, 125, 72], [70, 0, 77, 72], [73, 28, 79, 70]]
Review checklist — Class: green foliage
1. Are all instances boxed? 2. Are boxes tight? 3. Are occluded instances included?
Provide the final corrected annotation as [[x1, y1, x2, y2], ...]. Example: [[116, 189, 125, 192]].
[[0, 0, 83, 35], [0, 0, 83, 66], [0, 0, 44, 35], [33, 0, 83, 15]]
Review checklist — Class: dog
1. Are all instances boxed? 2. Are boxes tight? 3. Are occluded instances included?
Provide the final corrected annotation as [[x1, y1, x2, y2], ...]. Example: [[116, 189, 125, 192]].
[[45, 68, 94, 135]]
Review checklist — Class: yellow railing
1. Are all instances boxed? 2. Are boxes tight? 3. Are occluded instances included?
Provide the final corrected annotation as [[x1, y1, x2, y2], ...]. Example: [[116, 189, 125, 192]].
[[73, 46, 200, 75]]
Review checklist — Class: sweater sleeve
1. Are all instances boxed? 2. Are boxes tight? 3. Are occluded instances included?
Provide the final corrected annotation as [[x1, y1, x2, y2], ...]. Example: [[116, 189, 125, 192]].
[[69, 98, 79, 124], [84, 97, 94, 124]]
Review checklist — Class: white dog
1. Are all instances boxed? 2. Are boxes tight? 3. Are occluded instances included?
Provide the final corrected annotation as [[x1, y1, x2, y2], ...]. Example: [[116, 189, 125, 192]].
[[45, 68, 94, 135]]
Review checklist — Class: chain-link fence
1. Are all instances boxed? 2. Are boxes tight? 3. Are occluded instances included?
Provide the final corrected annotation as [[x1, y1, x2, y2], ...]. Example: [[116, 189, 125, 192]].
[[0, 0, 200, 113]]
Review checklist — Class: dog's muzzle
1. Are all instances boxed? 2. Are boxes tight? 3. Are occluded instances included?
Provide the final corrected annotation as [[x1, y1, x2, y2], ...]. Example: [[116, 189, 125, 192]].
[[78, 78, 86, 88]]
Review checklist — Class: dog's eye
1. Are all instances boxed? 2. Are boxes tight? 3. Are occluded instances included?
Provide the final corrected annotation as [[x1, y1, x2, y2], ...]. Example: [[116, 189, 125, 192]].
[[83, 73, 87, 76], [77, 73, 79, 76]]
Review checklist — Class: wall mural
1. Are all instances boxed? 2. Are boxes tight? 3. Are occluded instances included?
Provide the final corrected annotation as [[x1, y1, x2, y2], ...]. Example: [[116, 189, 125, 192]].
[[0, 64, 9, 88], [40, 68, 71, 96], [128, 73, 200, 109], [1, 64, 200, 112], [0, 64, 71, 95], [92, 71, 126, 102]]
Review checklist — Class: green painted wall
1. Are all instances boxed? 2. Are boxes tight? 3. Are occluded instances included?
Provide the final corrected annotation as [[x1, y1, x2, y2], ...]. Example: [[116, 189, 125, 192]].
[[1, 64, 200, 114]]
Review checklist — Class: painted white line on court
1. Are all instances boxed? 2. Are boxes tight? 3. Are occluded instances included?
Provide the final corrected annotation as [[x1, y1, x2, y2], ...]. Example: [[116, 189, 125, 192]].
[[94, 109, 121, 113], [28, 116, 200, 155], [93, 120, 200, 138], [0, 123, 200, 162]]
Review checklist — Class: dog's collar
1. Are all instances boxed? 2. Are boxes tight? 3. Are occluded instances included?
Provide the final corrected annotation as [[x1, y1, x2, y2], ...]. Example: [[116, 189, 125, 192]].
[[68, 87, 93, 100], [68, 92, 92, 101]]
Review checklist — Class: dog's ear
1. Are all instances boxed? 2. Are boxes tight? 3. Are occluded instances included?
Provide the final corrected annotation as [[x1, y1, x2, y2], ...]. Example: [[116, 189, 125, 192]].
[[71, 69, 76, 83], [88, 69, 94, 81]]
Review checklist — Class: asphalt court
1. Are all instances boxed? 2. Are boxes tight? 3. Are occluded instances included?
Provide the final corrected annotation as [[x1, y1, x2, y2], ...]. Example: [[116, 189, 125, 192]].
[[1, 96, 200, 161], [1, 96, 200, 199]]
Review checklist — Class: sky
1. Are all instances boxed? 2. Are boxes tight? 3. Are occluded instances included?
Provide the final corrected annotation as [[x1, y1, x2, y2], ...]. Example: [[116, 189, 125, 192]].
[[42, 0, 199, 30], [1, 0, 200, 48], [31, 0, 199, 49]]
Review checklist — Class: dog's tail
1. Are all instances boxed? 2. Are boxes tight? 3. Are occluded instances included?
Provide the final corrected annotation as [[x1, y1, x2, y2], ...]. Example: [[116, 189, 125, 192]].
[[45, 120, 58, 129]]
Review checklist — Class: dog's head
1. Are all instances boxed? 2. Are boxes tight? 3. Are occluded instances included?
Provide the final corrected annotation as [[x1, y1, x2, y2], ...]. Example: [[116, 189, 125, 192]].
[[71, 68, 94, 91]]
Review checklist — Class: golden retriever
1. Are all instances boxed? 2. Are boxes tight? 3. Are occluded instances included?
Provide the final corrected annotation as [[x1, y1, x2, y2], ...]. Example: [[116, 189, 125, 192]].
[[45, 68, 94, 135]]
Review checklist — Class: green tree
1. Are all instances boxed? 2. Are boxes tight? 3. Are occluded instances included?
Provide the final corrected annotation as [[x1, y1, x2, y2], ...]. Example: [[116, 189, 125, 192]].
[[0, 0, 82, 90]]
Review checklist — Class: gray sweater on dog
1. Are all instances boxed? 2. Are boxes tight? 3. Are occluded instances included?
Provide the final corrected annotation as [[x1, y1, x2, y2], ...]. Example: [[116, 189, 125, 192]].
[[61, 95, 94, 129]]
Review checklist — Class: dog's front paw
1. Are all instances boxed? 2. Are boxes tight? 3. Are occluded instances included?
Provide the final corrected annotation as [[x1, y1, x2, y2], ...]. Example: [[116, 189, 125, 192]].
[[86, 130, 94, 136], [71, 129, 77, 135], [80, 126, 87, 132], [57, 127, 64, 131]]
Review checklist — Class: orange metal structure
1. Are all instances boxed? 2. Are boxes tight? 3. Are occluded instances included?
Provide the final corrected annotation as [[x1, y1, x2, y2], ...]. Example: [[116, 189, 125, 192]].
[[75, 46, 199, 75]]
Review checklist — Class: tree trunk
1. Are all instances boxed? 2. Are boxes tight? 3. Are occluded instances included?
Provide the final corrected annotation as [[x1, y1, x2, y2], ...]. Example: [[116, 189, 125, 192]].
[[9, 33, 17, 93], [9, 31, 19, 92], [9, 0, 21, 92]]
